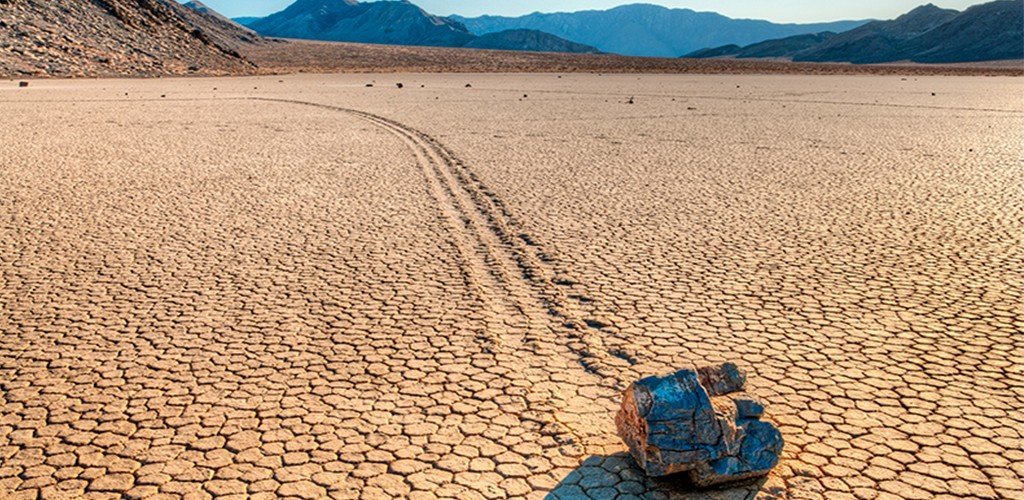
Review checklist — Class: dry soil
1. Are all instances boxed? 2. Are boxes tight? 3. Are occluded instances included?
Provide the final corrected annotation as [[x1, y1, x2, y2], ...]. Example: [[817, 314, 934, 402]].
[[1, 73, 1022, 499]]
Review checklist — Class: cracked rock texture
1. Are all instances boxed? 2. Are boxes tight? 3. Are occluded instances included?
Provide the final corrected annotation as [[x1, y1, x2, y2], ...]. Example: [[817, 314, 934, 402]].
[[615, 363, 783, 485]]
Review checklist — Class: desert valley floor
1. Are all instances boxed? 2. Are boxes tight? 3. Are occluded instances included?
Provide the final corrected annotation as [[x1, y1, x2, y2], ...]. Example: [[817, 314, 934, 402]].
[[1, 73, 1022, 499]]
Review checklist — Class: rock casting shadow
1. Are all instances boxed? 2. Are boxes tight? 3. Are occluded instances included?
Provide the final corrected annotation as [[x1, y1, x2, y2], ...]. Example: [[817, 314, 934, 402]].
[[546, 453, 784, 499]]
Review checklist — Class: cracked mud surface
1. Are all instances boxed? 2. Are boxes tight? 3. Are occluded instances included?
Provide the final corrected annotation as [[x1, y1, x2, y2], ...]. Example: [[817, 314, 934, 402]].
[[1, 74, 1022, 499]]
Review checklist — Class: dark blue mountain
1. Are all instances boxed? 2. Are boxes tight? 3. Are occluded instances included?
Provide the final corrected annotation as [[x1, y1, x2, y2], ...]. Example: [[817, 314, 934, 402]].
[[453, 4, 868, 57]]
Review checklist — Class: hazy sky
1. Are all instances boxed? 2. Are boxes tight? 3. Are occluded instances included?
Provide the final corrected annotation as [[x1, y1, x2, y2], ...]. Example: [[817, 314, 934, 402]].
[[187, 0, 990, 23]]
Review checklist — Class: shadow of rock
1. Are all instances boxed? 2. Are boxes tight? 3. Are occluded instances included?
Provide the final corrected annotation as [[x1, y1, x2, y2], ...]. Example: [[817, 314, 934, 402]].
[[546, 453, 785, 499]]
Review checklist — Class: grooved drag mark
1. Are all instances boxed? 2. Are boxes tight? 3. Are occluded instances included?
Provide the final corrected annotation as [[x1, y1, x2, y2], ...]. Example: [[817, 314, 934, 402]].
[[251, 97, 625, 376], [443, 88, 1024, 115], [379, 115, 518, 352]]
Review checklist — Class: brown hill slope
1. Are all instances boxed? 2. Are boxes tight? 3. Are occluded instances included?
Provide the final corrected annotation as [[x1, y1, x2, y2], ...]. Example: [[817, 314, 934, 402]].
[[243, 38, 1023, 76], [0, 0, 258, 77]]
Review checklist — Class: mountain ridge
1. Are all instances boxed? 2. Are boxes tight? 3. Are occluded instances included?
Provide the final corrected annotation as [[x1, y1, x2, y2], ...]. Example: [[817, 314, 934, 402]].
[[686, 1, 1024, 64], [248, 0, 476, 48], [887, 0, 1024, 63], [684, 32, 839, 60], [452, 3, 868, 57], [245, 0, 599, 54], [463, 29, 599, 53], [182, 0, 262, 47]]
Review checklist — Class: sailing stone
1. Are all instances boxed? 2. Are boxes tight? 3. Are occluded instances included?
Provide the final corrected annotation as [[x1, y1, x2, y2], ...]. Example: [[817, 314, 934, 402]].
[[615, 362, 784, 486]]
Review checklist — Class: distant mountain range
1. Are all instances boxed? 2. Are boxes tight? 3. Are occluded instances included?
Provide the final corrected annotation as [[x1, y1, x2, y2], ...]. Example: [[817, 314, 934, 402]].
[[463, 29, 600, 54], [686, 1, 1024, 63], [452, 4, 868, 57], [686, 33, 839, 60], [232, 17, 261, 26], [182, 1, 260, 46], [242, 0, 599, 54], [247, 0, 474, 48]]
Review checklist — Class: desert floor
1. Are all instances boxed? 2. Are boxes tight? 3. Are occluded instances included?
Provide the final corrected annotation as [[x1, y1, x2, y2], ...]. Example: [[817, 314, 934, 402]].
[[1, 73, 1022, 499], [239, 40, 1024, 78]]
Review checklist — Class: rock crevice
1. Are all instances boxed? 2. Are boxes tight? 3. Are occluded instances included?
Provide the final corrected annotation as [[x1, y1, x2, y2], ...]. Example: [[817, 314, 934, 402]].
[[615, 363, 784, 486]]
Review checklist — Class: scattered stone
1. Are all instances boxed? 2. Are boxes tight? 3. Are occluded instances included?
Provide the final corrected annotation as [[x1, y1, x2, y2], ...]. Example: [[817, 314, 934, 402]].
[[695, 362, 745, 395], [396, 83, 404, 89], [465, 83, 472, 88], [366, 83, 374, 87], [19, 81, 28, 88], [627, 97, 635, 104], [615, 362, 783, 487]]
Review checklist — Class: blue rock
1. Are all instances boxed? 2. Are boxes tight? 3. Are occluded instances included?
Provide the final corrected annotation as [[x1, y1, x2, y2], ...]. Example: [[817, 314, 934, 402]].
[[734, 398, 766, 420], [615, 363, 784, 486]]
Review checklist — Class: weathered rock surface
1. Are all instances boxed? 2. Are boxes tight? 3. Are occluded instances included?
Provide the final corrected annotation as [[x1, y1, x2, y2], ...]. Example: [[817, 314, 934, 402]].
[[615, 363, 783, 487], [0, 0, 260, 78]]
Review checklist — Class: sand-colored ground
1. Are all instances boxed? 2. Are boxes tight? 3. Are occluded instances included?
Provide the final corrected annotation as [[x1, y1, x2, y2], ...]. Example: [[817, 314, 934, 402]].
[[241, 39, 1024, 77], [1, 74, 1022, 499]]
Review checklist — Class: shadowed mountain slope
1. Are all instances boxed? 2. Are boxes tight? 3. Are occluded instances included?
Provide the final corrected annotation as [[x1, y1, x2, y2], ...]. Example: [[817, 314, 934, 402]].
[[248, 0, 475, 48], [688, 1, 1023, 64], [233, 16, 260, 26], [453, 4, 867, 57], [685, 33, 838, 59], [463, 29, 600, 53], [795, 4, 961, 63], [246, 0, 601, 54], [895, 0, 1024, 63]]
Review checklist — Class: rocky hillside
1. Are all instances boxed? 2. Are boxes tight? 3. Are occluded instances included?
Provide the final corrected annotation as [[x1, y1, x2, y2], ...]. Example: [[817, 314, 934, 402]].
[[0, 0, 258, 77], [689, 1, 1024, 64], [892, 0, 1024, 63], [795, 4, 961, 63], [462, 29, 599, 54], [453, 4, 868, 57]]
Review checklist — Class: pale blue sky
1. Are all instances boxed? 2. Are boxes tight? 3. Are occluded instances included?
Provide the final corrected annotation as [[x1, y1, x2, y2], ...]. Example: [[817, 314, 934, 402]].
[[187, 0, 990, 23]]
